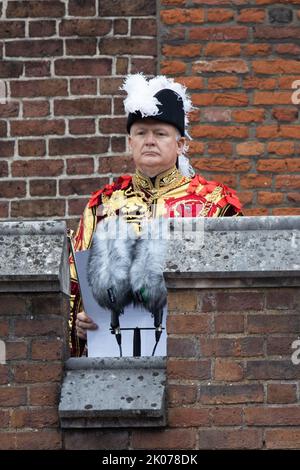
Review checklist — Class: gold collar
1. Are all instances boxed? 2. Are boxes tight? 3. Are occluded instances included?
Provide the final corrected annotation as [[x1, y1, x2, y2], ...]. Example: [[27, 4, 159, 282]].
[[133, 166, 184, 192]]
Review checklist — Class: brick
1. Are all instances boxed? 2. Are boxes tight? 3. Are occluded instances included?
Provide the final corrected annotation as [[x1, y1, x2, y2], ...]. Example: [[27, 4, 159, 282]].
[[207, 142, 232, 154], [160, 60, 187, 75], [59, 178, 108, 196], [192, 158, 250, 172], [68, 198, 89, 216], [198, 429, 262, 449], [163, 44, 202, 58], [207, 9, 234, 22], [167, 337, 199, 357], [59, 19, 111, 37], [200, 337, 264, 357], [272, 108, 298, 121], [0, 61, 23, 78], [238, 8, 265, 22], [11, 199, 65, 218], [275, 176, 300, 189], [245, 406, 300, 426], [6, 1, 65, 18], [0, 295, 27, 316], [248, 315, 300, 334], [99, 0, 156, 16], [214, 359, 244, 381], [246, 360, 300, 380], [168, 408, 210, 427], [6, 40, 63, 58], [0, 432, 16, 450], [132, 18, 156, 36], [257, 159, 299, 173], [190, 26, 248, 41], [254, 59, 300, 74], [161, 8, 204, 24], [215, 314, 244, 333], [0, 101, 19, 118], [167, 359, 211, 380], [193, 59, 248, 74], [167, 314, 211, 334], [0, 387, 27, 406], [243, 77, 276, 89], [131, 58, 156, 75], [208, 77, 239, 90], [161, 26, 186, 40], [168, 291, 198, 312], [0, 410, 9, 427], [30, 294, 68, 316], [267, 384, 297, 404], [254, 91, 293, 105], [265, 429, 300, 450], [0, 141, 14, 157], [0, 161, 8, 177], [113, 97, 125, 115], [205, 42, 241, 56], [29, 20, 56, 37], [268, 141, 295, 156], [0, 203, 9, 218], [13, 363, 63, 383], [15, 430, 61, 450], [100, 38, 156, 55], [11, 79, 67, 97], [66, 39, 97, 56], [192, 125, 248, 139], [233, 109, 265, 123], [113, 19, 128, 35], [200, 384, 264, 404], [0, 121, 7, 137], [64, 429, 129, 450], [131, 428, 196, 450], [0, 320, 9, 337], [243, 44, 271, 55], [49, 137, 109, 156], [0, 365, 8, 384], [18, 139, 46, 157], [254, 26, 300, 40], [240, 174, 272, 188], [55, 59, 112, 76], [111, 137, 126, 153], [54, 98, 110, 116], [236, 142, 264, 156], [0, 21, 25, 38], [167, 384, 197, 406], [66, 158, 94, 175], [28, 383, 59, 406], [0, 180, 27, 200], [23, 101, 50, 118], [68, 0, 96, 16], [11, 119, 64, 137], [12, 159, 63, 177], [116, 57, 128, 75], [188, 142, 205, 154], [25, 61, 51, 77], [176, 76, 204, 89], [202, 291, 264, 312], [14, 317, 64, 337], [267, 336, 298, 356], [288, 193, 300, 204], [11, 408, 59, 428], [98, 156, 134, 174], [258, 192, 284, 205], [193, 92, 248, 106], [70, 79, 97, 95], [211, 407, 243, 426], [99, 117, 127, 134], [6, 341, 28, 360], [31, 339, 63, 361], [276, 43, 300, 55]]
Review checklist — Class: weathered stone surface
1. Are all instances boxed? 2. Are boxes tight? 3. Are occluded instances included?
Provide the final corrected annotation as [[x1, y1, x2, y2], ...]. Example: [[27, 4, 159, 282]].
[[165, 216, 300, 288], [0, 221, 68, 293], [59, 357, 166, 428]]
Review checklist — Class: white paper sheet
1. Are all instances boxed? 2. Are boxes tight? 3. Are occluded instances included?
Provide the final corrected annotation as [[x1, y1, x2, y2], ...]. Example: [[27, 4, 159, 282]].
[[74, 250, 167, 357]]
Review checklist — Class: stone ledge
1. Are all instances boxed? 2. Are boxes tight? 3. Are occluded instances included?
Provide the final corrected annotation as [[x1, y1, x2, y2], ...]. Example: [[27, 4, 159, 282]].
[[0, 220, 69, 294], [59, 357, 166, 428], [166, 216, 300, 288]]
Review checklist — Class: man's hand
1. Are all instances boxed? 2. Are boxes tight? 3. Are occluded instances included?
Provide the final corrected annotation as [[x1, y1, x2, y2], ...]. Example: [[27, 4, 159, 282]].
[[76, 311, 98, 340]]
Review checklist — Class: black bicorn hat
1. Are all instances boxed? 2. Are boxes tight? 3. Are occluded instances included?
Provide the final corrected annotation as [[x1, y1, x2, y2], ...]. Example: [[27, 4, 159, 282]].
[[121, 74, 192, 137]]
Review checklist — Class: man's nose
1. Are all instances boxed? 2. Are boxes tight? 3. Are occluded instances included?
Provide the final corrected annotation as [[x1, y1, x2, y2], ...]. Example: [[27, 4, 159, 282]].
[[144, 131, 155, 144]]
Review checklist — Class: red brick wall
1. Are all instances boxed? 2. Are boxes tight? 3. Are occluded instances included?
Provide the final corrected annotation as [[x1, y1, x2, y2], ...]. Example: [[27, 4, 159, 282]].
[[1, 0, 300, 225], [0, 0, 157, 229], [159, 0, 300, 216], [0, 292, 69, 450], [62, 286, 300, 450]]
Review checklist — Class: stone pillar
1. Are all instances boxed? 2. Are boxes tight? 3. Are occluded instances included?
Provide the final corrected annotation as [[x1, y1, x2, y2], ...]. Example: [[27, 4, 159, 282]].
[[0, 221, 69, 450]]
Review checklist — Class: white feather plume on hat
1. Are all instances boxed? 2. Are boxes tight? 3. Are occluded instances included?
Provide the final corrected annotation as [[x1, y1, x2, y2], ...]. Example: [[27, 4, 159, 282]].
[[121, 73, 193, 131]]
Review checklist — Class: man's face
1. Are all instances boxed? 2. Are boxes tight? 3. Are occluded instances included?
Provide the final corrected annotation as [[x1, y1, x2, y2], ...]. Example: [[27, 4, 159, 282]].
[[129, 119, 185, 177]]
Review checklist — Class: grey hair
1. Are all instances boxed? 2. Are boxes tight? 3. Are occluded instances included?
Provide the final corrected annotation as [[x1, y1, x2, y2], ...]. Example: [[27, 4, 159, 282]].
[[175, 131, 195, 178]]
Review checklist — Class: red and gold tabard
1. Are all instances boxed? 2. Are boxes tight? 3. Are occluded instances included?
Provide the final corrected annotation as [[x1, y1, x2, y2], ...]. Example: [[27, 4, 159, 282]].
[[69, 166, 242, 356]]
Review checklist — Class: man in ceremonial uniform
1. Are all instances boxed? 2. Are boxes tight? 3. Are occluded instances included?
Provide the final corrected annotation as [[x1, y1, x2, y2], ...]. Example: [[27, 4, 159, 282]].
[[69, 74, 242, 357]]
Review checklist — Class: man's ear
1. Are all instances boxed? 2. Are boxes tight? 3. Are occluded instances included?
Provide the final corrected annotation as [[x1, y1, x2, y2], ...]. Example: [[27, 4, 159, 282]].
[[177, 137, 185, 155]]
